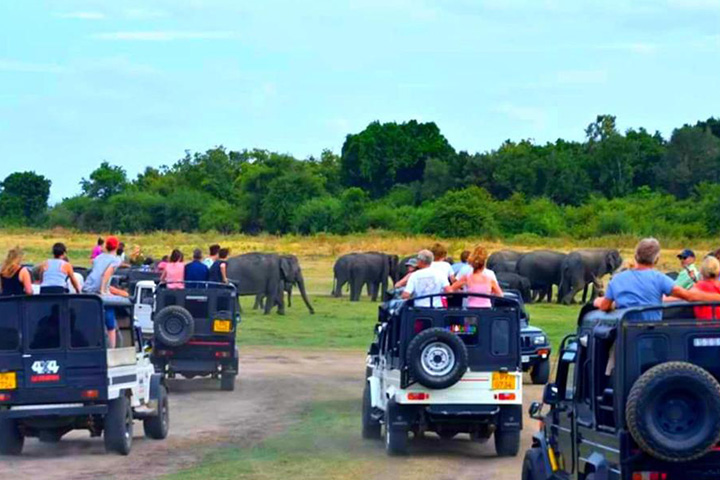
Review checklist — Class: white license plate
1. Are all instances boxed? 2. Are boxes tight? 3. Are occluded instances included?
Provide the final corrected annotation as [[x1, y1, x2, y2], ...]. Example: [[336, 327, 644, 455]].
[[521, 355, 530, 363]]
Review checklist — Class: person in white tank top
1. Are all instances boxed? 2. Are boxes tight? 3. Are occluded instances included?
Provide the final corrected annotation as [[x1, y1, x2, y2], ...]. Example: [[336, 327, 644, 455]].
[[39, 242, 82, 294]]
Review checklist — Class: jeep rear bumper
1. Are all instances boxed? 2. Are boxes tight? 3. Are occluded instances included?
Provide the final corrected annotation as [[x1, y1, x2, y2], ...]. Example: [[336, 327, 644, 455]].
[[0, 404, 107, 420], [521, 348, 551, 369], [387, 403, 522, 432]]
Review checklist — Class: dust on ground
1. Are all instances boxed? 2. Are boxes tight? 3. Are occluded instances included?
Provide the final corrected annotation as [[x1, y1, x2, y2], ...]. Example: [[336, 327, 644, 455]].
[[0, 348, 542, 480]]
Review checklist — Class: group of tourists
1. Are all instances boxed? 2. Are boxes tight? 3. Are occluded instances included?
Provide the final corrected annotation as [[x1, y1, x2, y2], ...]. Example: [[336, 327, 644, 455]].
[[157, 244, 231, 289], [396, 243, 502, 308]]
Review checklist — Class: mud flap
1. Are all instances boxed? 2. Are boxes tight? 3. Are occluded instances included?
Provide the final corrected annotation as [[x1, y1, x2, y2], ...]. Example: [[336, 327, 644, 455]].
[[584, 452, 609, 480], [499, 405, 523, 430], [386, 399, 410, 430], [531, 432, 555, 479]]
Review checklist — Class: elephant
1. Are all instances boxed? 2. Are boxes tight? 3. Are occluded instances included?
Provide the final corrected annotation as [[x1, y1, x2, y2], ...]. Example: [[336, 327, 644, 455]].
[[558, 249, 623, 305], [487, 250, 523, 271], [496, 271, 532, 303], [226, 252, 313, 315], [253, 254, 314, 314], [333, 252, 399, 302], [516, 250, 567, 303], [491, 260, 518, 274]]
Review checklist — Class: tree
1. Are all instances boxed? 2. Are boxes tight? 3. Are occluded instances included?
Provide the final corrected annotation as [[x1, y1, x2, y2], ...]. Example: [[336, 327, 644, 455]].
[[657, 126, 720, 198], [0, 171, 51, 224], [261, 171, 325, 234], [340, 120, 456, 197], [81, 162, 128, 200]]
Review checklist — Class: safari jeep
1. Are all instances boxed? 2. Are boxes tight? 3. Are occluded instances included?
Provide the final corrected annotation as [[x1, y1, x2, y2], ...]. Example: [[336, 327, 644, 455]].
[[0, 294, 169, 456], [151, 282, 240, 391], [363, 292, 523, 456], [504, 289, 552, 384], [523, 303, 720, 480]]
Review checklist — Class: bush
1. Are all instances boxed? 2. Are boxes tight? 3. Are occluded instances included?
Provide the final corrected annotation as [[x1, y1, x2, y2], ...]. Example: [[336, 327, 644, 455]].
[[421, 187, 499, 237], [199, 201, 241, 233], [105, 191, 165, 233], [293, 197, 342, 234]]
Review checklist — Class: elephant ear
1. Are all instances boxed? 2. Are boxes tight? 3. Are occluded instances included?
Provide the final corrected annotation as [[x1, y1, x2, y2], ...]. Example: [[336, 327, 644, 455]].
[[607, 251, 622, 271], [280, 256, 292, 282]]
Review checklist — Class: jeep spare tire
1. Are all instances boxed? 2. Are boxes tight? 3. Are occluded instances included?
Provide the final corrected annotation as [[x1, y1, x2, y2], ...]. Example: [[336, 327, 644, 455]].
[[154, 306, 194, 347], [406, 327, 468, 389], [626, 361, 720, 462]]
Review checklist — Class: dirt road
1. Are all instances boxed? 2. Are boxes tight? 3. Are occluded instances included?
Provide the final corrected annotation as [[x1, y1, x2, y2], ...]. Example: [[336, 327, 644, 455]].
[[0, 349, 542, 480]]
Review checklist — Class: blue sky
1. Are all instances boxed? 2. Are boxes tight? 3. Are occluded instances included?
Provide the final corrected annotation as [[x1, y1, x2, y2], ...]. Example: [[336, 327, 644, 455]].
[[1, 0, 719, 202]]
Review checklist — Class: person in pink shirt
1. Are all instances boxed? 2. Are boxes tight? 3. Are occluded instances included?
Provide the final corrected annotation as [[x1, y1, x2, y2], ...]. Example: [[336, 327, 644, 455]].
[[160, 249, 185, 289], [446, 245, 503, 308], [91, 237, 104, 261]]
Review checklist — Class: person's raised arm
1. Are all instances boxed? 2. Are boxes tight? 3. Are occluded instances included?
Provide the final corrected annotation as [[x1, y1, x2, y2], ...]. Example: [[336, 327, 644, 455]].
[[669, 285, 720, 303], [19, 267, 33, 295], [100, 265, 116, 295], [221, 263, 228, 284], [64, 263, 82, 293]]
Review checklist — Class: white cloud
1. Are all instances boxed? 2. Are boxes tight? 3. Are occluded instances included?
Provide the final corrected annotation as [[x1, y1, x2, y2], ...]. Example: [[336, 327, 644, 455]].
[[124, 8, 167, 19], [599, 42, 658, 54], [58, 11, 105, 20], [93, 31, 239, 41], [495, 103, 547, 128], [556, 69, 608, 85], [0, 59, 67, 74]]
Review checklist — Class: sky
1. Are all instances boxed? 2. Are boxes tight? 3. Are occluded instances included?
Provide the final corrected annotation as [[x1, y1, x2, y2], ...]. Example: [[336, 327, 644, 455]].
[[1, 0, 719, 202]]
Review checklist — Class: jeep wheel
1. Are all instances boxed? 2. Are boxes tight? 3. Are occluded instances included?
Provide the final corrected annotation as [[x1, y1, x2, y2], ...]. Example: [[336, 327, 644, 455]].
[[494, 429, 520, 457], [154, 306, 195, 347], [531, 359, 550, 385], [221, 371, 236, 391], [362, 382, 381, 440], [384, 401, 408, 456], [522, 448, 546, 480], [104, 395, 133, 455], [0, 418, 24, 455], [144, 385, 169, 440], [406, 327, 468, 390], [626, 361, 720, 462]]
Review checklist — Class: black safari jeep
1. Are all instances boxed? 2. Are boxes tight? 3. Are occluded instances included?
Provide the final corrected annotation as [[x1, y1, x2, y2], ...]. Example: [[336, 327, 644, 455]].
[[364, 292, 523, 456], [523, 303, 720, 480], [0, 294, 169, 456], [505, 289, 553, 384], [151, 282, 240, 391]]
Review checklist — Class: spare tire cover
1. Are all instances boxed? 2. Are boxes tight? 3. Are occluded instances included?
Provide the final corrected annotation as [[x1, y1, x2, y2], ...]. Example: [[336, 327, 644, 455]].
[[626, 361, 720, 462], [154, 306, 195, 347], [406, 327, 468, 389]]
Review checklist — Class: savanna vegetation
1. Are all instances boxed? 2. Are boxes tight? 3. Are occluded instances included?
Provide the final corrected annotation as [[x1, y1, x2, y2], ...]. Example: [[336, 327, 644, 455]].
[[4, 115, 720, 240]]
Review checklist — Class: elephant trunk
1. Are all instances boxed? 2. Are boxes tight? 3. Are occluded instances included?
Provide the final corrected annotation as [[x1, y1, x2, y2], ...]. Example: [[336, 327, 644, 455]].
[[296, 272, 315, 314]]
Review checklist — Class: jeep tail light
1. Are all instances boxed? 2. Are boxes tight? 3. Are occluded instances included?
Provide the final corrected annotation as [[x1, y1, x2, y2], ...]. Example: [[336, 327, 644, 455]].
[[215, 351, 231, 358], [537, 349, 549, 357], [0, 393, 10, 401], [81, 389, 99, 399], [633, 473, 668, 480], [496, 393, 516, 401], [407, 392, 429, 401]]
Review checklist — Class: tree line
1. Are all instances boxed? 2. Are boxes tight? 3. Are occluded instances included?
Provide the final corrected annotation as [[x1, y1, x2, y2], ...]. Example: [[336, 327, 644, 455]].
[[3, 115, 720, 239]]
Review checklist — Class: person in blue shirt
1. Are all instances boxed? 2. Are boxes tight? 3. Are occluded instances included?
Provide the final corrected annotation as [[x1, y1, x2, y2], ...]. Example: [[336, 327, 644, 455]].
[[451, 250, 470, 275], [594, 238, 720, 321], [184, 248, 209, 288]]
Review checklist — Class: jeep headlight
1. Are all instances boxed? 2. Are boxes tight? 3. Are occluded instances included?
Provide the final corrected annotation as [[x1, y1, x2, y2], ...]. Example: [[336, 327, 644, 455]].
[[533, 335, 546, 345]]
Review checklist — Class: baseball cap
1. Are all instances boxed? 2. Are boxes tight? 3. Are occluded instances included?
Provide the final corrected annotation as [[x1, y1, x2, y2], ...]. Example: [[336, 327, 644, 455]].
[[105, 236, 119, 251], [677, 249, 695, 259], [405, 258, 418, 267]]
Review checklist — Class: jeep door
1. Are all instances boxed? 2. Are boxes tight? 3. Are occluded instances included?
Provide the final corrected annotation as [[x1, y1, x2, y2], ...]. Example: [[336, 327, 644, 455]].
[[22, 298, 67, 389], [548, 339, 578, 477]]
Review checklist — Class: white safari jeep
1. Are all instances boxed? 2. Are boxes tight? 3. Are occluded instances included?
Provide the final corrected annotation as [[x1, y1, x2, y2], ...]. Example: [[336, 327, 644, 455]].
[[0, 294, 169, 456], [363, 292, 523, 456]]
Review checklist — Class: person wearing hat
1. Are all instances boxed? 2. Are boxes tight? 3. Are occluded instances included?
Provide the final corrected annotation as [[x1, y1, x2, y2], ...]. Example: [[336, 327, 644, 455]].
[[394, 257, 419, 288], [675, 248, 699, 290]]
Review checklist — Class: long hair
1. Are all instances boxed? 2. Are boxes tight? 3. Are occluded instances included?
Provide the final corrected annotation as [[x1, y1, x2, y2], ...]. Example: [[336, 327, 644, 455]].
[[170, 249, 183, 263], [468, 245, 488, 272], [1, 247, 23, 278]]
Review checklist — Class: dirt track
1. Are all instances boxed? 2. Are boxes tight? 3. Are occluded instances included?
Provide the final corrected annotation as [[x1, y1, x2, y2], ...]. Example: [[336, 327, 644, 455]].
[[0, 348, 542, 480]]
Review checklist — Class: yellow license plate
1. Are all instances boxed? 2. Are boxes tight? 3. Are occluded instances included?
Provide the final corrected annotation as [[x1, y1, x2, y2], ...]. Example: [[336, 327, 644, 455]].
[[213, 320, 232, 333], [491, 372, 516, 390], [0, 372, 16, 390]]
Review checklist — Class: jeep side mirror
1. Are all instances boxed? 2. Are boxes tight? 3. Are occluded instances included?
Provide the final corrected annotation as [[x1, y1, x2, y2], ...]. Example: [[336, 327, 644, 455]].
[[543, 383, 559, 406], [528, 401, 542, 419], [368, 343, 379, 356]]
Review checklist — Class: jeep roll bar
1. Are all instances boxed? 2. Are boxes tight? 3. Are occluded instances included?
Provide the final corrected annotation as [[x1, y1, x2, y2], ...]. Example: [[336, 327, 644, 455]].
[[580, 302, 720, 325], [155, 281, 238, 294], [403, 291, 521, 311]]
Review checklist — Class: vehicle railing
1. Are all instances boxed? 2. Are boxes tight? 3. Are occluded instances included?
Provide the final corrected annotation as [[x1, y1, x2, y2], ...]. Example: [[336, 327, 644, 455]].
[[155, 281, 237, 294], [581, 302, 720, 324], [402, 291, 521, 310]]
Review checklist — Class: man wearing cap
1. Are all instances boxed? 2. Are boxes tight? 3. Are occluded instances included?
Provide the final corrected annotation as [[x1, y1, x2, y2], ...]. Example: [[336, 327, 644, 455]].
[[394, 257, 419, 288], [675, 249, 699, 290], [401, 250, 449, 308], [83, 236, 124, 348]]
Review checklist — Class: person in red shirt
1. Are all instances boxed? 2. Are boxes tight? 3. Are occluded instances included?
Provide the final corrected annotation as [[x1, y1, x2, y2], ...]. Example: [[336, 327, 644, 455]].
[[692, 256, 720, 321]]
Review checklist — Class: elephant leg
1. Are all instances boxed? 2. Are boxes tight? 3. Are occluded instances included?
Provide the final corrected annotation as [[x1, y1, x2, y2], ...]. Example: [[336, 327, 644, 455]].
[[545, 286, 553, 303], [350, 278, 362, 302], [253, 294, 264, 310]]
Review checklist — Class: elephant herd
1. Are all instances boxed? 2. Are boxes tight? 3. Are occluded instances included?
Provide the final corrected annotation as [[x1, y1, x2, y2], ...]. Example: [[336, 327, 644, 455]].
[[331, 248, 624, 305], [488, 248, 623, 304]]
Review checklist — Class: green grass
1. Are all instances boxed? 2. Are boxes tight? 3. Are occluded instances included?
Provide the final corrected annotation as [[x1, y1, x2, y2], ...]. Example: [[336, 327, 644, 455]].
[[238, 295, 580, 352], [163, 400, 381, 480]]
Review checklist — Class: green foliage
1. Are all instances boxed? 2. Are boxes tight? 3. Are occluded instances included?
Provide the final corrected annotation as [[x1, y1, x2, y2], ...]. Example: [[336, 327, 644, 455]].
[[199, 201, 241, 234], [293, 197, 342, 234], [0, 171, 51, 225], [81, 162, 128, 199], [421, 187, 499, 238]]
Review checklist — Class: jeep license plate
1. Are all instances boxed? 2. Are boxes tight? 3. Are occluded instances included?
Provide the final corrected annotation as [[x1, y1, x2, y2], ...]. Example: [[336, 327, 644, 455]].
[[0, 372, 16, 390], [213, 320, 232, 333], [491, 372, 516, 390]]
